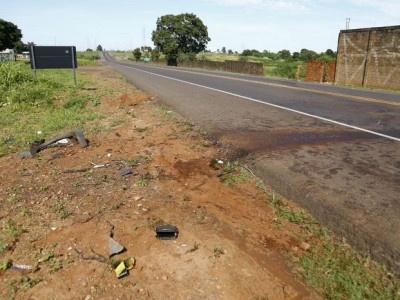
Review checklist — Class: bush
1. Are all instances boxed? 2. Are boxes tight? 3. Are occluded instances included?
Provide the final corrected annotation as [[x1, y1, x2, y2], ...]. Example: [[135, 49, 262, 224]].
[[0, 62, 63, 107], [270, 61, 305, 79]]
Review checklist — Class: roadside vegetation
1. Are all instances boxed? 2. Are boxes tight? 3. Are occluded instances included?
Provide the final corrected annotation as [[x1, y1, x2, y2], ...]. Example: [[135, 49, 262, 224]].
[[113, 46, 335, 80], [0, 57, 105, 156]]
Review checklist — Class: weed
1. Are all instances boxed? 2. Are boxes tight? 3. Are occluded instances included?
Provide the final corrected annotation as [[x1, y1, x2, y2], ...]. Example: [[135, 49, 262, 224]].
[[126, 155, 152, 166], [255, 179, 267, 193], [19, 207, 31, 216], [83, 171, 92, 179], [95, 174, 110, 185], [135, 127, 149, 133], [137, 176, 149, 187], [59, 210, 72, 220], [5, 221, 25, 239], [0, 240, 7, 253], [8, 193, 20, 203], [111, 200, 124, 210], [182, 194, 192, 202], [213, 246, 224, 258], [268, 193, 282, 206], [276, 207, 306, 224], [52, 201, 64, 213], [48, 257, 63, 273], [6, 275, 42, 293], [110, 119, 126, 127], [38, 186, 49, 192], [201, 141, 211, 147], [7, 185, 23, 193], [73, 181, 83, 187], [0, 259, 12, 270]]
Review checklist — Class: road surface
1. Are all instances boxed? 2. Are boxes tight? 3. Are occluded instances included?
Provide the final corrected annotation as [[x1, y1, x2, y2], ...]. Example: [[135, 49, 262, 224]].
[[102, 52, 400, 274]]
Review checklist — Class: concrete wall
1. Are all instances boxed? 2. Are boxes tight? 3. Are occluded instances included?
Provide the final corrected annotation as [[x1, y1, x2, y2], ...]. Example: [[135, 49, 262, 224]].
[[335, 25, 400, 90], [178, 60, 264, 76]]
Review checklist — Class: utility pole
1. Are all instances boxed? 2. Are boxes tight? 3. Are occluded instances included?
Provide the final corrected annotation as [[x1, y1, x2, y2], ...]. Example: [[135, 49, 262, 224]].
[[346, 18, 351, 30], [143, 28, 146, 53]]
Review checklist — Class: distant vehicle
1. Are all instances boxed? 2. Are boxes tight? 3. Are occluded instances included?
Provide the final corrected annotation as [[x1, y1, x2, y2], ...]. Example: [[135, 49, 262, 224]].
[[22, 51, 30, 58]]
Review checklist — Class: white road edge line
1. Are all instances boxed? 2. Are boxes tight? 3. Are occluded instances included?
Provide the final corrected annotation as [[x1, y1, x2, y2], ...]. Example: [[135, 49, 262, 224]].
[[115, 61, 400, 143]]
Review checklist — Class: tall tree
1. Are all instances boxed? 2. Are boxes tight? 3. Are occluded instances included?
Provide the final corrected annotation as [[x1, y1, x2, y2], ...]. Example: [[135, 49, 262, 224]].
[[152, 13, 210, 66], [0, 19, 22, 51]]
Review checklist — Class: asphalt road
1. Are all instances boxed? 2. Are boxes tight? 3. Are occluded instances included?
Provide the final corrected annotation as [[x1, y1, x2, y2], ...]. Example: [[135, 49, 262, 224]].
[[102, 52, 400, 274]]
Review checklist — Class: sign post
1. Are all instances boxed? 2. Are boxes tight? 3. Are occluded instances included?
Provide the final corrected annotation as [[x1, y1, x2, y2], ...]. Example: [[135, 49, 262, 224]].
[[30, 46, 78, 85]]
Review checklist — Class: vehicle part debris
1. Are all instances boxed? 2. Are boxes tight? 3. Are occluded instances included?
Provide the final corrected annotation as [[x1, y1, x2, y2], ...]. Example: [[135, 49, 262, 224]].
[[20, 130, 88, 158], [10, 264, 39, 273], [73, 247, 107, 263], [115, 261, 128, 278], [91, 163, 110, 169], [5, 137, 15, 144], [108, 222, 125, 256], [109, 238, 124, 256], [63, 167, 91, 174], [120, 169, 133, 177], [155, 225, 179, 240], [124, 257, 136, 270]]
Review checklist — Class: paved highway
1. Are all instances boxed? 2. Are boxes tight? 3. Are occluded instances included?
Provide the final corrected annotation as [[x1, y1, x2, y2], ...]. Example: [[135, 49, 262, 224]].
[[103, 52, 400, 274]]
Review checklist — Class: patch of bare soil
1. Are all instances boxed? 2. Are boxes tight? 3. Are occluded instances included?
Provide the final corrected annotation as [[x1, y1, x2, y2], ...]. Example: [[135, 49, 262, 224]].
[[0, 66, 320, 299]]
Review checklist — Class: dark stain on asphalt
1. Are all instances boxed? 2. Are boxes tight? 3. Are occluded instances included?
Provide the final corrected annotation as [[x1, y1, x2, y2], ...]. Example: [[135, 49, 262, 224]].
[[216, 128, 379, 153]]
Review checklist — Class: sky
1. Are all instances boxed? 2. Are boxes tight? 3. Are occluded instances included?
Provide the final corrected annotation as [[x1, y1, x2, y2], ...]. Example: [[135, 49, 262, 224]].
[[1, 0, 399, 54]]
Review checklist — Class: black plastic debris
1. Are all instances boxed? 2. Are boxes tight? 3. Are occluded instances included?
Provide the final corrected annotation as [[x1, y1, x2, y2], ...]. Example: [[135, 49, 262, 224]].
[[5, 137, 15, 144], [120, 169, 133, 177], [20, 130, 88, 159], [155, 225, 179, 240]]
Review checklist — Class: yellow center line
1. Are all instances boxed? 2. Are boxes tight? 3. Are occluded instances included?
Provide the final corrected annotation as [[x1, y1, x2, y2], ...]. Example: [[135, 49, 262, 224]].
[[145, 64, 400, 108]]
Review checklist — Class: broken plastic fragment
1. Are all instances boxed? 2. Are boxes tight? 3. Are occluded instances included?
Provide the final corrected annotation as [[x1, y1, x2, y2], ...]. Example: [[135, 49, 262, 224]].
[[124, 257, 136, 270], [120, 169, 133, 177], [109, 237, 124, 256], [155, 225, 179, 240], [10, 264, 38, 273], [56, 139, 69, 144], [115, 261, 128, 278]]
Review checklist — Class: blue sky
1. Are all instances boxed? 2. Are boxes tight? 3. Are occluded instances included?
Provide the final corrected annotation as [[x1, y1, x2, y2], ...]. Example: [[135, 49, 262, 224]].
[[2, 0, 399, 53]]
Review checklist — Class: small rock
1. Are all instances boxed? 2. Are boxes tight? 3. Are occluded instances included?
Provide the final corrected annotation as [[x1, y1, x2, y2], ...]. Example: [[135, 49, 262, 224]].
[[84, 295, 91, 300], [162, 275, 168, 281], [300, 242, 310, 251]]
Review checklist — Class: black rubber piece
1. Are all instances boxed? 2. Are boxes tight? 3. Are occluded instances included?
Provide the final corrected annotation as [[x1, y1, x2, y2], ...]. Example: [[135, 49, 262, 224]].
[[155, 225, 179, 240]]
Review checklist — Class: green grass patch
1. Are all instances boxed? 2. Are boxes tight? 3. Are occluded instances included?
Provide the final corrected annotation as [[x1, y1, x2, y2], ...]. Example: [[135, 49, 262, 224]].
[[300, 239, 400, 299], [0, 61, 105, 157]]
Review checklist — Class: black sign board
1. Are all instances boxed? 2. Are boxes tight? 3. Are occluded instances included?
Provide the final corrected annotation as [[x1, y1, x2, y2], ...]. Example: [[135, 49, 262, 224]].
[[30, 46, 77, 69]]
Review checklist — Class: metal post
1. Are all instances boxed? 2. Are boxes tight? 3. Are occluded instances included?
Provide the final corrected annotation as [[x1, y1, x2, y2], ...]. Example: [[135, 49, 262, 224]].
[[71, 46, 77, 86], [31, 45, 37, 80]]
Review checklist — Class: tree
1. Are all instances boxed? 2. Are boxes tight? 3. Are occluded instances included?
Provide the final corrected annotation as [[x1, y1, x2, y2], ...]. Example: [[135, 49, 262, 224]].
[[277, 49, 291, 60], [241, 49, 253, 56], [97, 45, 103, 51], [0, 19, 22, 51], [133, 48, 142, 61], [151, 13, 211, 66], [325, 49, 336, 58], [299, 48, 318, 61], [151, 47, 160, 61], [14, 41, 28, 54], [222, 47, 226, 54]]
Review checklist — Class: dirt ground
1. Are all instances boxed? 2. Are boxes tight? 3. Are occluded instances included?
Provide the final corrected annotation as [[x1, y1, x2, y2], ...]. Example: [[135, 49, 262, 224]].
[[0, 66, 322, 299]]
